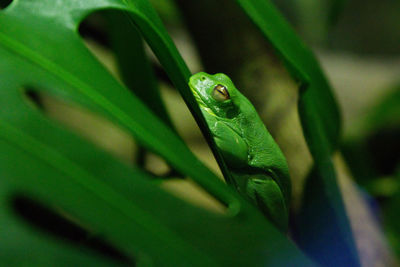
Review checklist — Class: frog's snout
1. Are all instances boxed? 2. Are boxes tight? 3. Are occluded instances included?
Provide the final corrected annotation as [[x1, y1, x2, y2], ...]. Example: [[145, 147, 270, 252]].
[[189, 72, 213, 89], [190, 72, 207, 83]]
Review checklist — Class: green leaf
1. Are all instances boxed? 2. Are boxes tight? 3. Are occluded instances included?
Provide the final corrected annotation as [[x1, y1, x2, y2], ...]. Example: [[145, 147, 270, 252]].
[[105, 10, 174, 128], [0, 0, 314, 265], [0, 0, 232, 205], [0, 198, 123, 266], [105, 9, 176, 166], [235, 0, 359, 266], [118, 0, 236, 185]]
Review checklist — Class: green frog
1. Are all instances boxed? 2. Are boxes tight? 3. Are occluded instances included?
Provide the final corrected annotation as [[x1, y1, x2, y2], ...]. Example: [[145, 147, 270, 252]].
[[189, 72, 291, 232]]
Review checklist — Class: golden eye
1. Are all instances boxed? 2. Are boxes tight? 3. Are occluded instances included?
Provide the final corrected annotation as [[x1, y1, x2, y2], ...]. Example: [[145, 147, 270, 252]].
[[212, 84, 230, 101]]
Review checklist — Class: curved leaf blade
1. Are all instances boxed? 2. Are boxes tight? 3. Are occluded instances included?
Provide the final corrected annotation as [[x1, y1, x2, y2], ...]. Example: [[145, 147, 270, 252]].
[[0, 0, 237, 206]]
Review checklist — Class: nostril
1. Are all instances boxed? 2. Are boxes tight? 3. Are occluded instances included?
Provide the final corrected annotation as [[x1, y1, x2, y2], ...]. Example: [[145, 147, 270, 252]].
[[200, 76, 206, 81]]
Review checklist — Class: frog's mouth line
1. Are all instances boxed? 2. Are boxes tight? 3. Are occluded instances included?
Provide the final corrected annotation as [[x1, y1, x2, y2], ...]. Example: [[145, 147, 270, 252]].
[[189, 84, 217, 117]]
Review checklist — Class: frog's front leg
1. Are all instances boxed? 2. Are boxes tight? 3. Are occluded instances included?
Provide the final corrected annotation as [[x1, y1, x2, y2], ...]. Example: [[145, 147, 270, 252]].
[[246, 177, 288, 232], [210, 120, 248, 168]]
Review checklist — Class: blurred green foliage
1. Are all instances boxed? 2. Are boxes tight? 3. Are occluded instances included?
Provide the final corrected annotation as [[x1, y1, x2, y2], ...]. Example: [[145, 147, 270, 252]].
[[0, 0, 399, 266]]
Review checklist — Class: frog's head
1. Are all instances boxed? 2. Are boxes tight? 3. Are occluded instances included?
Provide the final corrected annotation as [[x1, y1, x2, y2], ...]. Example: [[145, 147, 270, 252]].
[[189, 72, 241, 119]]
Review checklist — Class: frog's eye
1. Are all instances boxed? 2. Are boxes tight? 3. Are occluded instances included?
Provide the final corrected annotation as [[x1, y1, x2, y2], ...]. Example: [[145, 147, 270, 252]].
[[212, 84, 230, 101]]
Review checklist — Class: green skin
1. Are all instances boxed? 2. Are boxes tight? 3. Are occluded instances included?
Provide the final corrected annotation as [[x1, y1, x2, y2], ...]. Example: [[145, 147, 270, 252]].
[[189, 72, 291, 232]]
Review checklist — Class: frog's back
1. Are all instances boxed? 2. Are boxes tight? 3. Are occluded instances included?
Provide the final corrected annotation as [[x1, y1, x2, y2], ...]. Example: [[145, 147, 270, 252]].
[[239, 99, 291, 204]]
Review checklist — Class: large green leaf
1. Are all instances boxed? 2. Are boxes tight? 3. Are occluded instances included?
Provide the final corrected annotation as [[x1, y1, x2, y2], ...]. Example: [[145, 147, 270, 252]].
[[105, 10, 174, 128], [0, 0, 314, 265], [105, 10, 176, 166], [235, 0, 359, 266]]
